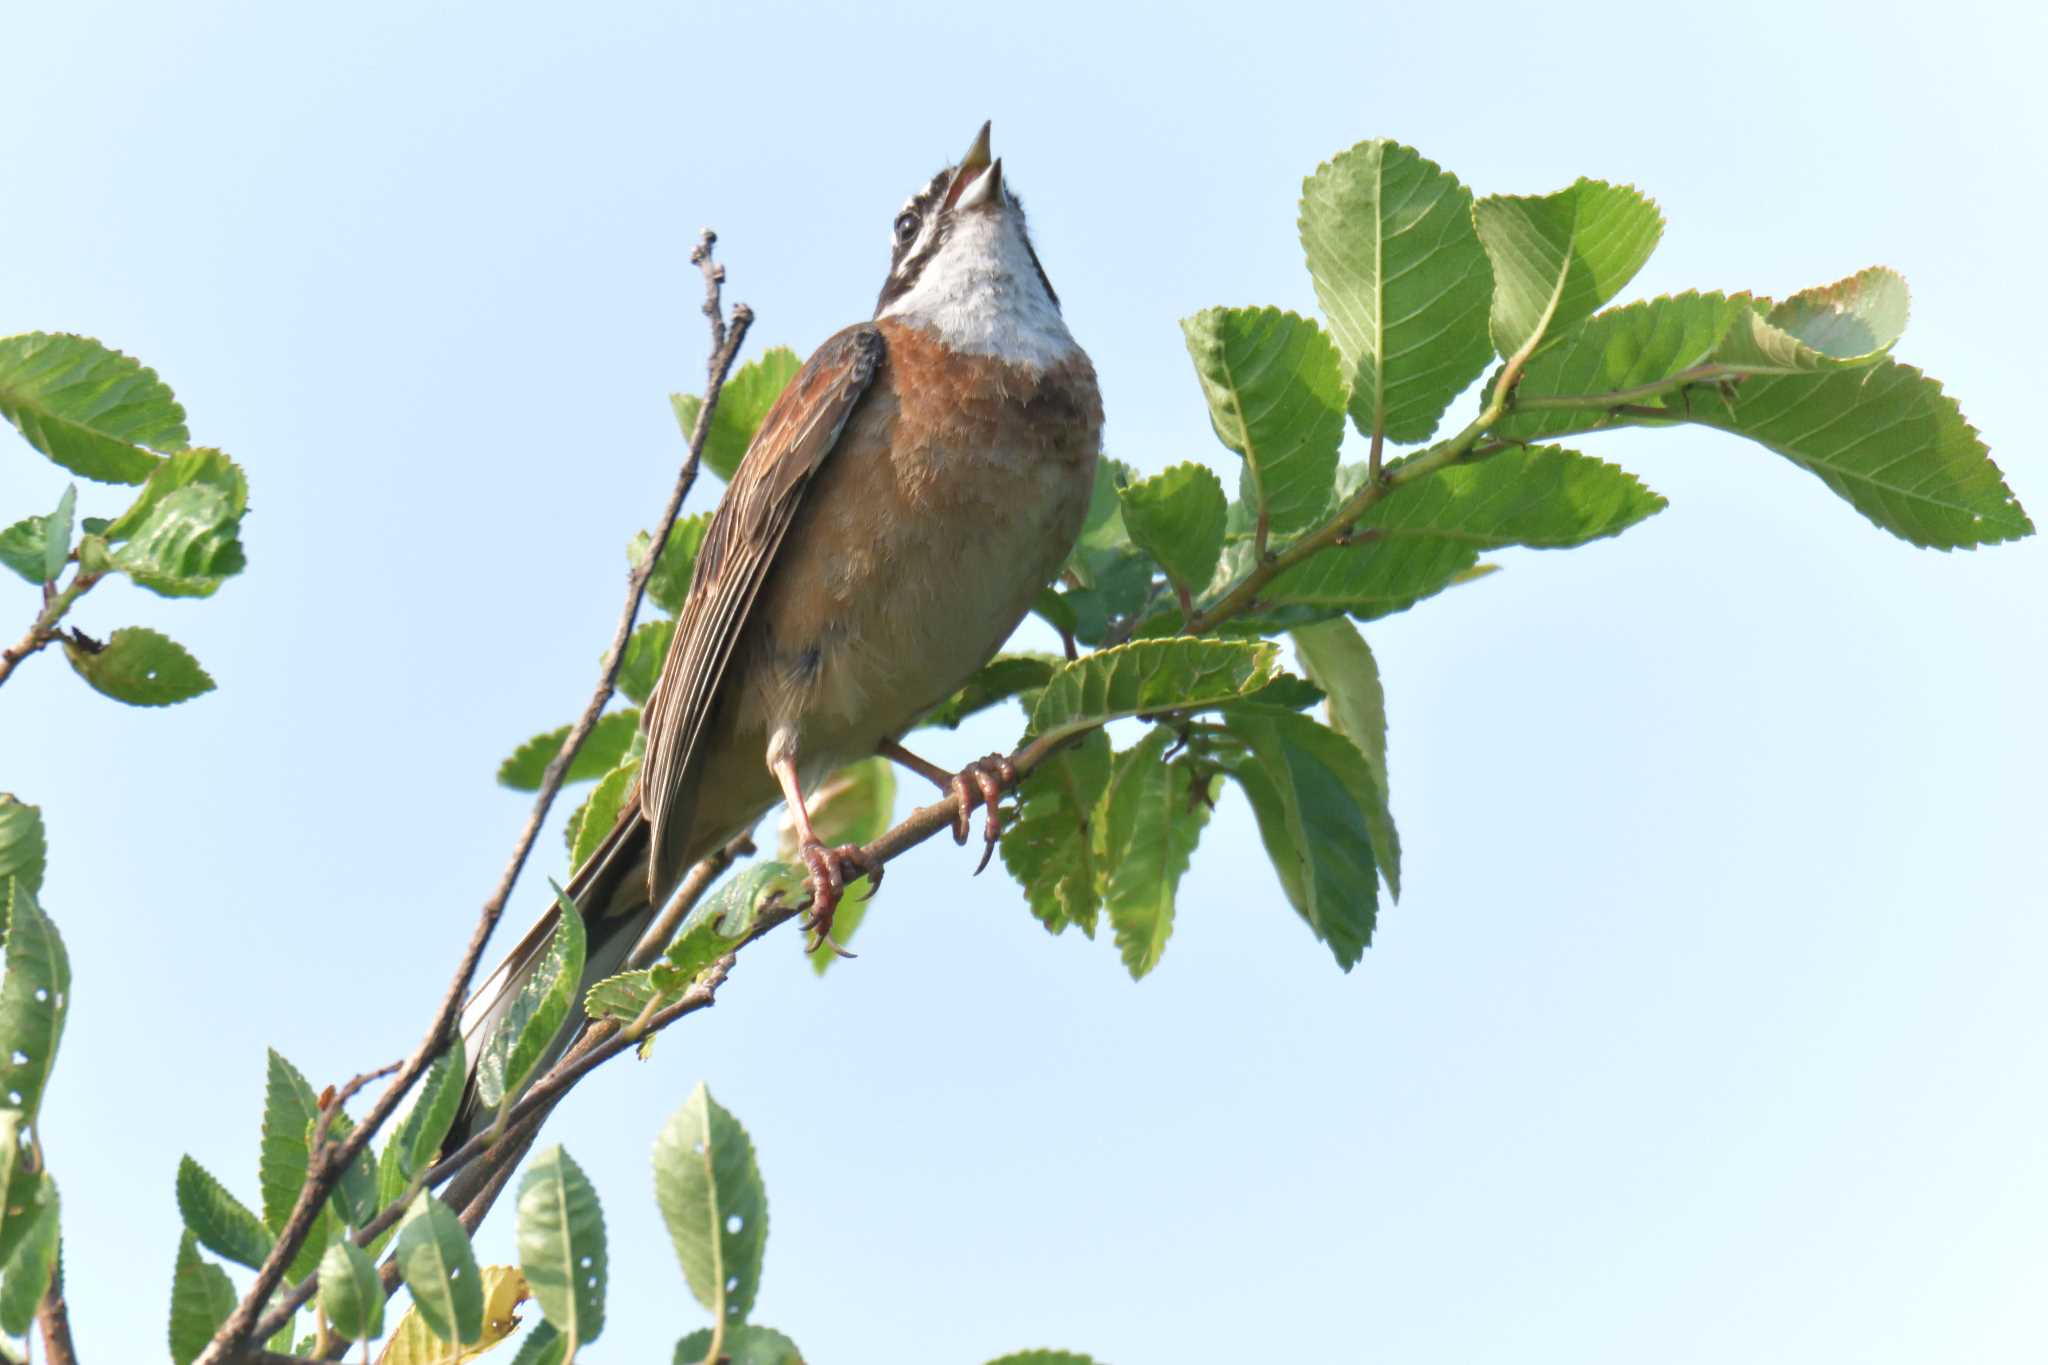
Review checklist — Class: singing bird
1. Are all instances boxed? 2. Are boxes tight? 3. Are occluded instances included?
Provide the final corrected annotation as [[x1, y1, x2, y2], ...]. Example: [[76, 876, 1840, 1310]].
[[451, 123, 1102, 1134]]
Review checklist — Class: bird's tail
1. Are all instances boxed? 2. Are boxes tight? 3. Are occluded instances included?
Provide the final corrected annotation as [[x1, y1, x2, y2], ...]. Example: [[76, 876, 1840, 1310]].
[[442, 800, 656, 1152]]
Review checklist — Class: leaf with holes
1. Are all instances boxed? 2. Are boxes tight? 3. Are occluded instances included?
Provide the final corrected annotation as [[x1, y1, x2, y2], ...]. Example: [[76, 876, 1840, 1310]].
[[1299, 140, 1495, 443], [473, 894, 584, 1112], [395, 1192, 486, 1345], [654, 1083, 768, 1326], [1363, 445, 1665, 549], [1221, 709, 1383, 970], [672, 346, 803, 482], [497, 708, 641, 791], [917, 654, 1060, 731], [0, 796, 45, 896], [259, 1049, 336, 1282], [1290, 619, 1399, 898], [169, 1230, 237, 1365], [176, 1155, 273, 1270], [382, 1264, 529, 1364], [0, 1172, 56, 1335], [1098, 729, 1213, 979], [0, 880, 70, 1123], [780, 759, 896, 971], [103, 449, 249, 596], [1001, 729, 1112, 937], [569, 757, 639, 873], [1025, 638, 1280, 745], [319, 1239, 385, 1341], [63, 625, 214, 705], [517, 1145, 608, 1345], [630, 513, 711, 617], [1119, 461, 1228, 597], [1713, 267, 1909, 374], [674, 1324, 806, 1365], [1474, 179, 1663, 361], [616, 618, 676, 704], [0, 332, 186, 483], [1182, 308, 1344, 539]]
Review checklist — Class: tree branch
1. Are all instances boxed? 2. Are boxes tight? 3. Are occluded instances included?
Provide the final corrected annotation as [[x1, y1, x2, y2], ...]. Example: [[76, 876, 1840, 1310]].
[[36, 1262, 78, 1365], [0, 571, 101, 691]]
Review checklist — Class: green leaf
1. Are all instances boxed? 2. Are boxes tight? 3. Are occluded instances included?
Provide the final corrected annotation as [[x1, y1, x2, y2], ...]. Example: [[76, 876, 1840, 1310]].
[[382, 1037, 466, 1199], [1290, 619, 1400, 899], [1474, 178, 1663, 361], [779, 759, 895, 971], [1025, 639, 1281, 745], [496, 709, 641, 791], [672, 346, 803, 482], [319, 1239, 385, 1341], [1001, 730, 1112, 937], [0, 519, 49, 585], [0, 1174, 56, 1336], [0, 880, 69, 1123], [1181, 308, 1345, 538], [259, 1049, 335, 1282], [62, 626, 214, 705], [917, 654, 1060, 731], [0, 332, 186, 484], [1299, 139, 1495, 443], [1713, 267, 1910, 374], [103, 449, 249, 597], [569, 757, 639, 873], [631, 513, 711, 616], [984, 1353, 1102, 1365], [394, 1192, 485, 1346], [1365, 445, 1665, 549], [319, 1107, 381, 1230], [382, 1264, 530, 1365], [1221, 709, 1382, 970], [0, 797, 46, 897], [1683, 359, 2032, 549], [653, 1083, 768, 1326], [473, 892, 585, 1112], [516, 1145, 607, 1345], [175, 1155, 273, 1271], [582, 970, 662, 1025], [169, 1230, 237, 1365], [616, 618, 676, 705], [1058, 459, 1156, 643], [649, 862, 804, 997], [511, 1321, 568, 1365], [1118, 461, 1229, 596], [39, 485, 75, 584], [1099, 729, 1212, 978], [674, 1324, 805, 1365], [1254, 535, 1480, 620]]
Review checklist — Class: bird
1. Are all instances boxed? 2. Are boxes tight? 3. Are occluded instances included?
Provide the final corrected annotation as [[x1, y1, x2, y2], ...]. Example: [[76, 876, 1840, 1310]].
[[447, 122, 1102, 1141]]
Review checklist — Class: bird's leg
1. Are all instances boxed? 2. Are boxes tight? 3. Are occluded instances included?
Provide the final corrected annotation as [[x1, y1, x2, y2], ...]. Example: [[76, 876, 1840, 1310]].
[[876, 738, 1019, 875], [770, 753, 881, 957]]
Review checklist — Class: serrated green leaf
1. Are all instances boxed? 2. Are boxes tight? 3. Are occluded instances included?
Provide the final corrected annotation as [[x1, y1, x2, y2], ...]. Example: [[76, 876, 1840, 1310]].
[[516, 1145, 607, 1344], [917, 654, 1060, 731], [0, 797, 46, 897], [1474, 179, 1663, 361], [1254, 535, 1480, 620], [39, 485, 74, 584], [103, 449, 248, 596], [778, 759, 896, 971], [654, 1083, 768, 1326], [473, 894, 585, 1112], [1119, 461, 1228, 596], [1366, 445, 1665, 549], [259, 1049, 335, 1282], [1290, 619, 1400, 899], [616, 619, 676, 705], [0, 880, 69, 1124], [395, 1193, 485, 1345], [651, 862, 804, 996], [175, 1155, 273, 1270], [319, 1239, 384, 1341], [1025, 639, 1280, 744], [0, 519, 49, 585], [1098, 729, 1212, 979], [1714, 267, 1910, 374], [1300, 140, 1495, 443], [62, 626, 214, 705], [1001, 729, 1112, 937], [0, 1173, 56, 1335], [984, 1353, 1101, 1365], [1221, 709, 1381, 970], [1683, 358, 2031, 548], [1181, 308, 1345, 538], [582, 969, 662, 1024], [511, 1321, 568, 1365], [319, 1106, 381, 1231], [631, 513, 711, 617], [0, 333, 186, 484], [672, 347, 803, 482], [169, 1230, 237, 1365], [384, 1037, 466, 1200], [570, 757, 639, 873], [496, 709, 641, 791], [674, 1324, 806, 1365], [1057, 460, 1156, 643]]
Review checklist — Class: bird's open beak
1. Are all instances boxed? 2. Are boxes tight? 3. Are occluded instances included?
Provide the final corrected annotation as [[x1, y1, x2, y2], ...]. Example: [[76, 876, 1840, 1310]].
[[945, 121, 1003, 211]]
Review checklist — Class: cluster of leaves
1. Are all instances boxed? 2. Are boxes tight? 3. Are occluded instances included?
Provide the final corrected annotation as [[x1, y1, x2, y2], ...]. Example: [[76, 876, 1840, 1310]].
[[0, 799, 69, 1355], [1, 333, 250, 703], [603, 137, 2030, 986]]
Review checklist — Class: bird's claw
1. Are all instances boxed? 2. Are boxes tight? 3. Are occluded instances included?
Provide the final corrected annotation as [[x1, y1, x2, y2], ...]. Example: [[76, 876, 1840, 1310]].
[[797, 840, 882, 956], [945, 753, 1020, 874]]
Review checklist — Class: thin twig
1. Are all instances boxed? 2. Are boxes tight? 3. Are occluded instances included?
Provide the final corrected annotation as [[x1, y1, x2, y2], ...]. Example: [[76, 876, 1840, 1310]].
[[0, 572, 101, 691], [203, 229, 754, 1365], [36, 1262, 78, 1365]]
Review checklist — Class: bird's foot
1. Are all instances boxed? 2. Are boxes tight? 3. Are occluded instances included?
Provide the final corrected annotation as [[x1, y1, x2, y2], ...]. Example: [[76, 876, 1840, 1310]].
[[946, 753, 1020, 874], [797, 840, 883, 957]]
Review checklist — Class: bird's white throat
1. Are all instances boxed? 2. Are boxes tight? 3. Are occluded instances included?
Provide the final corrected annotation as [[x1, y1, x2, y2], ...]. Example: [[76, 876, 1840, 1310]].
[[878, 211, 1078, 370]]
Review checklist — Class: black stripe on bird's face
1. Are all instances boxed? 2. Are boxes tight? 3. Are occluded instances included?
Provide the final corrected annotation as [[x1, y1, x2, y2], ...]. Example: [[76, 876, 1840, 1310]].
[[872, 164, 1059, 317]]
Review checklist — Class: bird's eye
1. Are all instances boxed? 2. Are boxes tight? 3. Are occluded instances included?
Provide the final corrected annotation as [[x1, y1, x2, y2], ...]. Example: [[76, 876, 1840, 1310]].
[[893, 211, 920, 243]]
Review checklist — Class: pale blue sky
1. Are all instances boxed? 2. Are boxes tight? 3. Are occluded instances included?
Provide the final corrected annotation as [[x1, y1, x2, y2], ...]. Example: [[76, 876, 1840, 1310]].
[[4, 0, 2044, 1360]]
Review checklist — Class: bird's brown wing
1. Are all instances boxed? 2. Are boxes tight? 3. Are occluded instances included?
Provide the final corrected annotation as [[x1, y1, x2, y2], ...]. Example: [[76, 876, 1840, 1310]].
[[639, 322, 886, 893]]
